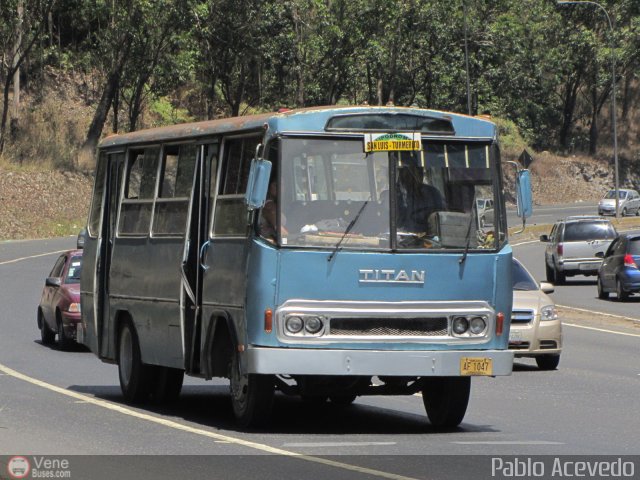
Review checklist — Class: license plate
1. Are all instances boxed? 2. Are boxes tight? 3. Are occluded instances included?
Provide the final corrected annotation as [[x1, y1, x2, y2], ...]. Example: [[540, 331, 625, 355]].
[[509, 330, 522, 341], [460, 357, 493, 376], [580, 262, 599, 271]]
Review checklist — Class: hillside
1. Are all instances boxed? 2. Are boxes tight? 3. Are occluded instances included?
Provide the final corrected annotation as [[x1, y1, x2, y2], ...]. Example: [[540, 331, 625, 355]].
[[0, 74, 638, 241]]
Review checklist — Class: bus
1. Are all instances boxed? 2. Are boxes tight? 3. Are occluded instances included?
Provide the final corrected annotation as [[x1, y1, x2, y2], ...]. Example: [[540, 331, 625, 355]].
[[79, 105, 532, 428]]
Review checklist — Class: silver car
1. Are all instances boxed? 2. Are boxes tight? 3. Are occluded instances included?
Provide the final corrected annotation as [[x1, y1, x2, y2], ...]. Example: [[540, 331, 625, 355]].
[[540, 216, 617, 284], [597, 188, 640, 216], [510, 258, 562, 370]]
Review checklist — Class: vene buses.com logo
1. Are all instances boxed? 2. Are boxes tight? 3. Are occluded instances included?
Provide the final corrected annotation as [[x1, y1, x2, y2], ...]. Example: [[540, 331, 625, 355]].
[[7, 456, 30, 479]]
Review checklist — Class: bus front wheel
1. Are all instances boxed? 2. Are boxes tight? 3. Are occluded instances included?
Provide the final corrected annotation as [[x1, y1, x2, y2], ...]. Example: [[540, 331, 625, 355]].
[[118, 321, 153, 403], [421, 377, 470, 429], [229, 350, 274, 428]]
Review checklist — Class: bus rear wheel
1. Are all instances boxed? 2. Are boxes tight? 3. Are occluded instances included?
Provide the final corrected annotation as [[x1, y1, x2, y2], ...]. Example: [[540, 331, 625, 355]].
[[421, 377, 470, 429], [229, 350, 274, 428], [118, 321, 153, 403]]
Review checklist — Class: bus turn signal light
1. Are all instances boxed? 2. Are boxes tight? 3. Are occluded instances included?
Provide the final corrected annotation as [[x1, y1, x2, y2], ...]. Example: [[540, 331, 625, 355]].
[[496, 312, 504, 336], [264, 308, 273, 333]]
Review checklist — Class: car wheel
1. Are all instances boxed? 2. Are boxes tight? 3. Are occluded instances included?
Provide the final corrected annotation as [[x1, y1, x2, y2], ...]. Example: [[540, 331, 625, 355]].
[[616, 278, 629, 301], [329, 394, 357, 406], [56, 312, 73, 351], [622, 208, 627, 217], [229, 349, 275, 428], [636, 207, 640, 216], [39, 309, 55, 345], [545, 262, 555, 283], [536, 354, 560, 371], [422, 377, 470, 429], [597, 276, 609, 299], [555, 268, 566, 285], [118, 321, 153, 403]]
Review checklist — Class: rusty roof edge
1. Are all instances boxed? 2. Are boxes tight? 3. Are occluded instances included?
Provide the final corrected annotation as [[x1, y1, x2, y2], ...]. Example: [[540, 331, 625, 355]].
[[98, 105, 494, 149]]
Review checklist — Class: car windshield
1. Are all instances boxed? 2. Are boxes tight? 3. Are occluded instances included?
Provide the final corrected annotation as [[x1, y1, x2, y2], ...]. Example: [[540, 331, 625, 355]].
[[563, 222, 616, 241], [274, 137, 503, 251], [512, 259, 538, 291], [629, 238, 640, 255], [604, 190, 627, 200], [65, 256, 82, 284]]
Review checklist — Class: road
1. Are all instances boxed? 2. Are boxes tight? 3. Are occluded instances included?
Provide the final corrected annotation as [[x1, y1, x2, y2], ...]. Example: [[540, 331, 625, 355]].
[[1, 236, 639, 480], [507, 202, 601, 228]]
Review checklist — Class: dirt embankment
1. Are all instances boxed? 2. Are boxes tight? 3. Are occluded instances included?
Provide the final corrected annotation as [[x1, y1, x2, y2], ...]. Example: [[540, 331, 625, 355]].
[[0, 169, 93, 240]]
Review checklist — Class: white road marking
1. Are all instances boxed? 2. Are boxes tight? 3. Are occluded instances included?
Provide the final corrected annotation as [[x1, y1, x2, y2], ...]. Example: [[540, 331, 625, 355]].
[[0, 363, 417, 480], [563, 322, 640, 338], [452, 441, 564, 445], [0, 249, 69, 266], [558, 304, 640, 327], [284, 442, 397, 448]]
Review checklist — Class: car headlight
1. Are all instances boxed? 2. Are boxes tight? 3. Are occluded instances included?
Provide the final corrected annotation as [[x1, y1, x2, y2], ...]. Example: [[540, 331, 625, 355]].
[[540, 305, 558, 321], [67, 303, 81, 313]]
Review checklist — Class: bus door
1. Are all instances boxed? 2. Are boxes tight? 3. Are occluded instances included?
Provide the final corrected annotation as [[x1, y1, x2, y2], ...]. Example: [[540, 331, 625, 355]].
[[181, 142, 218, 375], [96, 152, 124, 358]]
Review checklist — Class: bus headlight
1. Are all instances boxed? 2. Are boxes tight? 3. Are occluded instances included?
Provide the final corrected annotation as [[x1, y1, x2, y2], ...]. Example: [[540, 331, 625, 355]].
[[469, 316, 487, 334], [304, 316, 323, 334], [285, 316, 304, 333], [452, 317, 469, 335]]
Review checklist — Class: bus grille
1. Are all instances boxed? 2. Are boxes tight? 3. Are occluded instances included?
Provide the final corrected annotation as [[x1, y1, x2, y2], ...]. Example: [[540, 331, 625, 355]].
[[329, 317, 448, 337], [511, 309, 534, 324]]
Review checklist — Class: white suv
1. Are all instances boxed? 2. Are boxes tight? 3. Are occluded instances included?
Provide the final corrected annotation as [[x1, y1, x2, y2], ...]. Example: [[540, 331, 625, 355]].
[[540, 216, 617, 284]]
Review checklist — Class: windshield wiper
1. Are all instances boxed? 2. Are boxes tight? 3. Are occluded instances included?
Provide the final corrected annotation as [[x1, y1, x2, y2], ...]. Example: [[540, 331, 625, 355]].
[[459, 192, 478, 265], [327, 200, 369, 263]]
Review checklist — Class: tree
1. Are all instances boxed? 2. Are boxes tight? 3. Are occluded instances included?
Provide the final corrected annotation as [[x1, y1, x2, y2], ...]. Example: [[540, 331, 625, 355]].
[[0, 0, 54, 154]]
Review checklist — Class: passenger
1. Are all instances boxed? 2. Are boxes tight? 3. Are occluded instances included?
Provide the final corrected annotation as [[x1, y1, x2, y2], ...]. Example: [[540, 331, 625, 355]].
[[396, 165, 445, 232], [259, 180, 288, 242]]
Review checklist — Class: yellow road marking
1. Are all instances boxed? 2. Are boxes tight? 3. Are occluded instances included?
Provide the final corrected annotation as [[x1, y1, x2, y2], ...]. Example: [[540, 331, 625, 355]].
[[0, 363, 419, 480]]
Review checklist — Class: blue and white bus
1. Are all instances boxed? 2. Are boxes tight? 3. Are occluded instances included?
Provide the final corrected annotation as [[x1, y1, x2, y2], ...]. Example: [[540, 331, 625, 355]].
[[80, 106, 532, 428]]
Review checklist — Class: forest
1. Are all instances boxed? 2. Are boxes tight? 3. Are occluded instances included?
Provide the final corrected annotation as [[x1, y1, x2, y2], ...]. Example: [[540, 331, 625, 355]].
[[0, 0, 639, 170]]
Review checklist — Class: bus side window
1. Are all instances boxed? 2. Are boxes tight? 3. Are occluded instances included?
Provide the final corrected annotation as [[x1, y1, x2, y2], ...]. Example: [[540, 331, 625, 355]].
[[153, 144, 197, 236], [88, 151, 108, 237], [213, 135, 261, 236], [119, 147, 159, 236]]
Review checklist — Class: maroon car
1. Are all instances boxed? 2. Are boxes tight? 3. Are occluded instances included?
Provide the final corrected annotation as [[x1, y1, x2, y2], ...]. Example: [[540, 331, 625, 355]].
[[37, 250, 83, 349]]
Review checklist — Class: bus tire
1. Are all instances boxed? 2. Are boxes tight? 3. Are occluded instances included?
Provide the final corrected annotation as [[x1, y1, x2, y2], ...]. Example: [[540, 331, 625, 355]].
[[118, 321, 153, 404], [229, 349, 274, 428], [152, 366, 184, 403], [421, 377, 470, 429]]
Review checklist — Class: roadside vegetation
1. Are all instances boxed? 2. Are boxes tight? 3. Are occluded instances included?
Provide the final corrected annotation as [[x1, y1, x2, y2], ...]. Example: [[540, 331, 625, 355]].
[[0, 0, 639, 239]]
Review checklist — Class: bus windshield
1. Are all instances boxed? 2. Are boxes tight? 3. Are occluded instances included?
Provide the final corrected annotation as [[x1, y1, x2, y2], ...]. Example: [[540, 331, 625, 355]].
[[271, 137, 503, 251]]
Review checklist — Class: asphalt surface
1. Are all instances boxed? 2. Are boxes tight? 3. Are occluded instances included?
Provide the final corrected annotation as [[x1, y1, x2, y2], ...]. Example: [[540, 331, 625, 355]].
[[1, 233, 639, 480]]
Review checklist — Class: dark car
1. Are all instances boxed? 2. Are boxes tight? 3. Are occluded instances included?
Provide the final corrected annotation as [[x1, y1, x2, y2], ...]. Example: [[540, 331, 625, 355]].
[[37, 250, 83, 349], [596, 234, 640, 301]]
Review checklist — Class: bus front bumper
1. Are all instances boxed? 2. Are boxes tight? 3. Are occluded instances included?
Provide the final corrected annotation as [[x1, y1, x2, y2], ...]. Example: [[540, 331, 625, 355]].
[[246, 348, 513, 376]]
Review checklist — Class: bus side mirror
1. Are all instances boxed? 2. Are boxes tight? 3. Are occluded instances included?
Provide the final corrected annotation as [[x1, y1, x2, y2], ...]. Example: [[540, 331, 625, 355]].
[[516, 169, 532, 219], [245, 158, 272, 210]]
